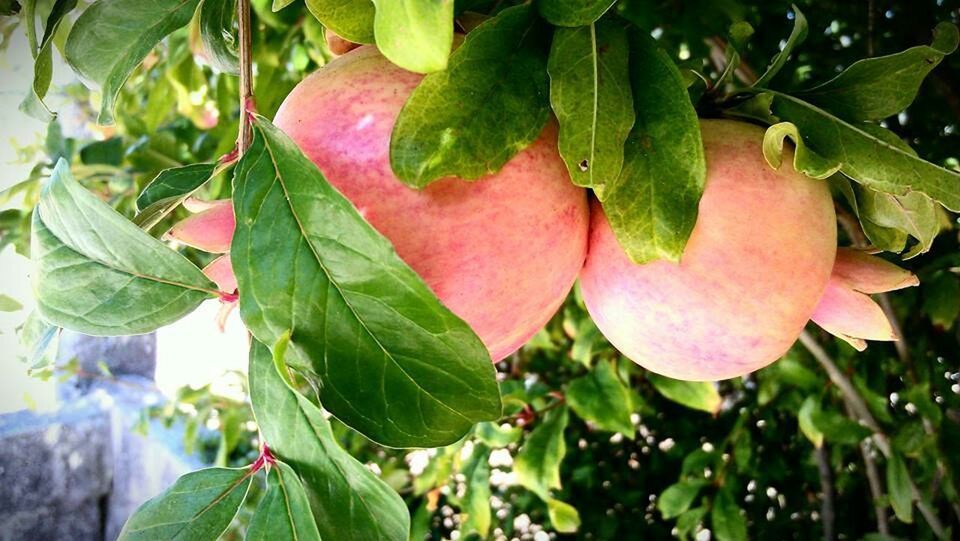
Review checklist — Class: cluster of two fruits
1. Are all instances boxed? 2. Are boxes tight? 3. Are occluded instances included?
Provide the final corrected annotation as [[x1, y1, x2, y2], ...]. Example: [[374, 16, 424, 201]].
[[170, 46, 917, 382]]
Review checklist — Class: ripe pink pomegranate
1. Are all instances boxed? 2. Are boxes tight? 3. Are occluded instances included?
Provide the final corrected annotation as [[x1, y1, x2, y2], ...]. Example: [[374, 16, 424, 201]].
[[171, 45, 590, 362], [580, 119, 918, 381], [581, 120, 837, 381]]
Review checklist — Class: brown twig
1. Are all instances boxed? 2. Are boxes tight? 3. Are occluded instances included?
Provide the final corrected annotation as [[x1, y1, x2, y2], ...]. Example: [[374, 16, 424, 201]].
[[860, 439, 891, 535], [799, 331, 947, 538], [814, 444, 836, 541], [236, 0, 254, 154]]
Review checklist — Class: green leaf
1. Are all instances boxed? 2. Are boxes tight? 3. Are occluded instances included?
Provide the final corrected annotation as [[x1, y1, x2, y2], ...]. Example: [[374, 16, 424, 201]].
[[372, 0, 453, 73], [0, 294, 23, 312], [32, 160, 215, 336], [514, 406, 569, 501], [766, 92, 960, 211], [474, 421, 523, 448], [248, 340, 410, 541], [566, 359, 634, 437], [886, 451, 915, 524], [305, 0, 375, 44], [1, 0, 20, 15], [198, 0, 238, 74], [79, 137, 124, 166], [390, 3, 550, 187], [19, 0, 78, 121], [711, 487, 747, 541], [600, 29, 706, 264], [761, 121, 841, 179], [658, 480, 707, 520], [459, 444, 492, 538], [64, 0, 200, 125], [272, 0, 295, 11], [134, 163, 218, 231], [796, 22, 959, 121], [647, 374, 720, 414], [232, 116, 500, 447], [923, 271, 960, 329], [547, 21, 634, 198], [18, 311, 60, 370], [798, 396, 824, 449], [810, 408, 872, 445], [117, 466, 253, 540], [246, 461, 322, 541], [537, 0, 616, 27], [546, 498, 581, 533], [676, 506, 708, 540], [753, 4, 807, 88], [842, 124, 942, 257]]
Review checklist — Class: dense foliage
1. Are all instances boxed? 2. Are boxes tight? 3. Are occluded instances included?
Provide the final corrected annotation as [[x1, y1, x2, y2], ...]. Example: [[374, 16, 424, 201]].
[[2, 0, 959, 540]]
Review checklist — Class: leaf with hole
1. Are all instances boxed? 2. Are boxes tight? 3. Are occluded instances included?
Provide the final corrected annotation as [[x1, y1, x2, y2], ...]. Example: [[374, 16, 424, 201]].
[[547, 21, 634, 198]]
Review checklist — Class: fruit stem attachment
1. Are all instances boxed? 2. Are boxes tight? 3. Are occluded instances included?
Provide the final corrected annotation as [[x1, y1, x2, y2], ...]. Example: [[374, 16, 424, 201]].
[[237, 0, 254, 154]]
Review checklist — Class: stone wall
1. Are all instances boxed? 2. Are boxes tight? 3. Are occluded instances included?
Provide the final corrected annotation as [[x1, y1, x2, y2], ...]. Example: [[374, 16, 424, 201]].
[[0, 333, 203, 541]]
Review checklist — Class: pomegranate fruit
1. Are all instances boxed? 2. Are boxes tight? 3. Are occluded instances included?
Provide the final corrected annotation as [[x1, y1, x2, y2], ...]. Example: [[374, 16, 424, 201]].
[[580, 119, 838, 381], [171, 45, 590, 362]]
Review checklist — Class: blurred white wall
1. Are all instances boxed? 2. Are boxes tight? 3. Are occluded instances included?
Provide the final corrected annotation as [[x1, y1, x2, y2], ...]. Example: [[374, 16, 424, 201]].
[[1, 29, 248, 414]]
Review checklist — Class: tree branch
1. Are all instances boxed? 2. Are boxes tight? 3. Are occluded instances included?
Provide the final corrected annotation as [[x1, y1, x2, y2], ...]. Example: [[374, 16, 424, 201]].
[[237, 0, 254, 154], [814, 444, 836, 541], [799, 330, 948, 538]]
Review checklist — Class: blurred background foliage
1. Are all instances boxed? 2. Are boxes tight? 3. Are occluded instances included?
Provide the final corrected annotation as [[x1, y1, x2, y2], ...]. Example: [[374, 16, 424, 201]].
[[1, 0, 959, 540]]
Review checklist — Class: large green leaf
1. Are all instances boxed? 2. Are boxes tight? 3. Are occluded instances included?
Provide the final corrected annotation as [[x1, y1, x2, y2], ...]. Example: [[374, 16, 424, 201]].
[[19, 0, 77, 121], [766, 93, 960, 211], [514, 406, 569, 501], [565, 359, 634, 437], [600, 30, 705, 264], [64, 0, 200, 125], [459, 444, 492, 538], [547, 21, 634, 198], [232, 116, 501, 448], [390, 3, 550, 187], [647, 374, 721, 414], [117, 466, 253, 540], [537, 0, 616, 27], [246, 461, 322, 541], [886, 450, 915, 524], [248, 340, 410, 541], [840, 124, 942, 257], [198, 0, 238, 74], [796, 22, 959, 121], [372, 0, 453, 73], [32, 160, 215, 336], [134, 163, 218, 231], [753, 3, 807, 88], [305, 0, 375, 44]]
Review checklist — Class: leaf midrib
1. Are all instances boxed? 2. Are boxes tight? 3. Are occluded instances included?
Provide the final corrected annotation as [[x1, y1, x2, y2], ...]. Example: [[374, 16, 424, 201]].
[[254, 122, 472, 424]]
